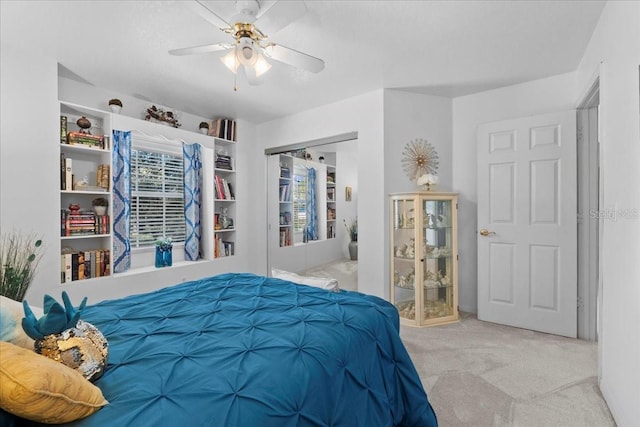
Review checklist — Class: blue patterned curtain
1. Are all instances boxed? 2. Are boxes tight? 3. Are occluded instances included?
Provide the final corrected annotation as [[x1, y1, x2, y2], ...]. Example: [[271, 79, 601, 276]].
[[112, 130, 131, 273], [182, 143, 202, 260], [305, 167, 318, 241]]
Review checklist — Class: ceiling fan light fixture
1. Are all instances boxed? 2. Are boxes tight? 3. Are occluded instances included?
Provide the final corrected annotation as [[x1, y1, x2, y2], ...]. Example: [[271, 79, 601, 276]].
[[220, 48, 240, 74], [253, 52, 272, 77]]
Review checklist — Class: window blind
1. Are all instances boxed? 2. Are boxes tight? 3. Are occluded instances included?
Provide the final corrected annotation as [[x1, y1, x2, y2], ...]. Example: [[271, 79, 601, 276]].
[[130, 148, 185, 248]]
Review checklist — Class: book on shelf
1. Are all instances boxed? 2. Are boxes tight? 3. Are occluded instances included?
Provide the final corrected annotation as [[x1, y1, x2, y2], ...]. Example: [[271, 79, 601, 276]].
[[209, 118, 237, 141], [60, 254, 72, 283], [327, 223, 336, 239], [279, 183, 290, 202], [280, 167, 290, 179], [61, 249, 110, 282], [327, 187, 335, 201], [227, 182, 235, 199], [67, 132, 105, 149], [60, 153, 66, 190], [97, 164, 110, 190], [61, 210, 110, 236], [60, 116, 67, 145], [214, 175, 225, 200], [223, 241, 234, 257], [279, 227, 292, 247], [215, 154, 233, 170], [65, 158, 73, 190], [214, 175, 235, 200]]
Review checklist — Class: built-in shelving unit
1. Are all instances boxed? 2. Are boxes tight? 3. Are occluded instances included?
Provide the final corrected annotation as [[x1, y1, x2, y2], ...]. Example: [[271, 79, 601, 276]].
[[213, 138, 237, 258], [58, 101, 240, 283], [278, 156, 293, 247], [59, 102, 113, 282], [326, 165, 336, 239]]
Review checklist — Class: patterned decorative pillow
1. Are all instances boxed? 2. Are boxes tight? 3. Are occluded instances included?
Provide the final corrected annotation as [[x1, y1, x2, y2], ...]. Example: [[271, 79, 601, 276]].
[[271, 268, 340, 292], [0, 341, 108, 423], [0, 296, 42, 349]]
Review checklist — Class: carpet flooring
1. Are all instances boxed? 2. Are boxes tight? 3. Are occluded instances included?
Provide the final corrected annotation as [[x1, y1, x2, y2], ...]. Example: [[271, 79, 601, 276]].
[[400, 312, 615, 426]]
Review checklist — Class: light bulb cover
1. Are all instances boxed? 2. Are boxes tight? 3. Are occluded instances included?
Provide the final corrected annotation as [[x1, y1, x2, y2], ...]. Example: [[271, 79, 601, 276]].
[[220, 48, 240, 74], [254, 52, 272, 77]]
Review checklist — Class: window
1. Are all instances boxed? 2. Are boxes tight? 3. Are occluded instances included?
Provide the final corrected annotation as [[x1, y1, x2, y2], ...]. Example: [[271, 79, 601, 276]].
[[130, 148, 185, 248]]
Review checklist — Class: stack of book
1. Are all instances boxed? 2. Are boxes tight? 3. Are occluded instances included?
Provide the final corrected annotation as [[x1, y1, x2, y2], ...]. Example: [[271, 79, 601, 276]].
[[280, 167, 290, 178], [215, 154, 233, 170], [279, 183, 290, 202], [208, 118, 237, 141], [60, 250, 110, 283], [97, 164, 110, 189], [213, 236, 234, 258], [279, 227, 292, 247], [67, 132, 106, 149], [61, 210, 110, 236], [327, 223, 336, 239], [214, 175, 234, 200]]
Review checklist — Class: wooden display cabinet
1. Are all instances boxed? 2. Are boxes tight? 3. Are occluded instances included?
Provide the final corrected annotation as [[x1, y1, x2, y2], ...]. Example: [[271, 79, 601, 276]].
[[390, 192, 459, 326]]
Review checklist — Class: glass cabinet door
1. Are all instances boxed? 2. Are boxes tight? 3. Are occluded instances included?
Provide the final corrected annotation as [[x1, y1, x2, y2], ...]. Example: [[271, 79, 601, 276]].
[[422, 198, 454, 321], [391, 198, 417, 322], [390, 192, 458, 327]]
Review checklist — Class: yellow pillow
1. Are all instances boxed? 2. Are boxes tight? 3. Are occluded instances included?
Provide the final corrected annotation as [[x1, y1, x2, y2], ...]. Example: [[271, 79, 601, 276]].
[[0, 341, 108, 423]]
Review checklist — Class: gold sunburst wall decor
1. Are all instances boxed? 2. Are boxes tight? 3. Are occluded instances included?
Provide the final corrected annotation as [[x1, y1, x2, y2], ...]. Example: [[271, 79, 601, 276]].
[[401, 138, 439, 182]]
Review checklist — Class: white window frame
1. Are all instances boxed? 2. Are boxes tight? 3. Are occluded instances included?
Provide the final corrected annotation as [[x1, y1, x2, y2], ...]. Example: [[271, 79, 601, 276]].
[[130, 136, 185, 251]]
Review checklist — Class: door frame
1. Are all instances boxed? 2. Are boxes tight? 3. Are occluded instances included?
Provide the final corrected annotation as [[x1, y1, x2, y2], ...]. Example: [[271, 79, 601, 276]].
[[576, 78, 601, 341]]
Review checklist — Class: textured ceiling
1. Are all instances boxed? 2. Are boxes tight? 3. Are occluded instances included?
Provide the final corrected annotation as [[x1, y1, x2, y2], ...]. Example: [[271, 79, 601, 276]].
[[1, 0, 605, 123]]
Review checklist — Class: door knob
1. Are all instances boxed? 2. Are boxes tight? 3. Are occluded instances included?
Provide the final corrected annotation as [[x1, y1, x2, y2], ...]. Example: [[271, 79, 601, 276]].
[[479, 228, 496, 237]]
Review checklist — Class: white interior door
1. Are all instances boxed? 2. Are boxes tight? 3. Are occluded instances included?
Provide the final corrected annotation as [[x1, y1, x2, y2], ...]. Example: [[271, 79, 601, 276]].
[[477, 111, 577, 337]]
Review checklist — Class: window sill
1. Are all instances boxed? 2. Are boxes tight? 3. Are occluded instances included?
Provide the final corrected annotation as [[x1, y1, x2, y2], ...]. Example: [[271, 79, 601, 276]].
[[114, 259, 208, 278]]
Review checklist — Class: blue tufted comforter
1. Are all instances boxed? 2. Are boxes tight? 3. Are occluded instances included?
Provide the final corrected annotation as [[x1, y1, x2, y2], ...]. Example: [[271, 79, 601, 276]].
[[58, 273, 437, 427]]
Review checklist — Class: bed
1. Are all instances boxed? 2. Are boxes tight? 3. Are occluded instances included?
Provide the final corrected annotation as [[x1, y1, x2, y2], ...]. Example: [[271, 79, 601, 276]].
[[5, 273, 437, 426]]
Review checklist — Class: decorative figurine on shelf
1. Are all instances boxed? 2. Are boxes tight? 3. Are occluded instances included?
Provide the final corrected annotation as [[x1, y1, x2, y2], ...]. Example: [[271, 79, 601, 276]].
[[417, 173, 438, 191], [68, 203, 80, 214], [92, 197, 108, 216], [220, 207, 230, 229], [145, 105, 181, 128], [76, 116, 92, 134], [108, 99, 122, 114], [199, 122, 209, 135], [406, 238, 415, 258], [438, 271, 451, 286], [398, 243, 407, 258]]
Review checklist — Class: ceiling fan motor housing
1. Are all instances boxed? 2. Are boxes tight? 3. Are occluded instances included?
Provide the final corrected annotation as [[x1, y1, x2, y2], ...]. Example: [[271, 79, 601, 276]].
[[232, 0, 260, 24]]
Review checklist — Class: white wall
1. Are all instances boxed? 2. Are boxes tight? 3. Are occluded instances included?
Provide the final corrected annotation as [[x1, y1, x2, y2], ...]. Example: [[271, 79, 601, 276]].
[[255, 91, 386, 297], [0, 44, 60, 303], [451, 72, 578, 312], [335, 142, 358, 259], [574, 2, 640, 425], [383, 89, 453, 298]]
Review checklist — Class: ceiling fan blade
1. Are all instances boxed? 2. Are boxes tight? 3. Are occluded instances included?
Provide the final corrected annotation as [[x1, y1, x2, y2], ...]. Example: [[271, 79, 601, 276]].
[[188, 0, 231, 30], [263, 44, 325, 74], [169, 43, 234, 56], [254, 1, 307, 35]]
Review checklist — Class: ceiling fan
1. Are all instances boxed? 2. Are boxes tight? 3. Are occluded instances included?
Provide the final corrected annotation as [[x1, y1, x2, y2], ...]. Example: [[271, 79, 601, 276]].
[[169, 0, 325, 85]]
